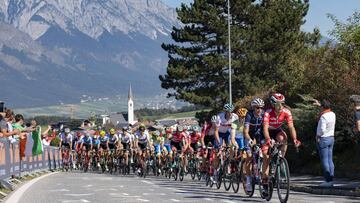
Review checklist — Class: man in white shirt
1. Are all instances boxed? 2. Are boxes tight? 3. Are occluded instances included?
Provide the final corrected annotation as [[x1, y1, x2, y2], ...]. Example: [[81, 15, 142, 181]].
[[314, 99, 336, 187]]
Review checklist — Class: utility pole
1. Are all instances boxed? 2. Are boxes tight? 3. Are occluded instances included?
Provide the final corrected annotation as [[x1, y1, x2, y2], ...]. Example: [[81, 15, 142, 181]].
[[227, 0, 232, 105]]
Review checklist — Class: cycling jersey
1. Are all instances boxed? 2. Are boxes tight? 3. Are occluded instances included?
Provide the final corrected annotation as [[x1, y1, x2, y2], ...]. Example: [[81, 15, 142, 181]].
[[244, 110, 264, 141], [201, 123, 215, 138], [81, 136, 93, 145], [120, 133, 132, 144], [151, 135, 164, 145], [99, 136, 109, 145], [135, 130, 149, 144], [172, 132, 187, 143], [215, 112, 238, 133], [190, 132, 201, 144], [60, 133, 73, 144], [263, 107, 293, 130], [92, 137, 100, 145], [108, 134, 118, 145]]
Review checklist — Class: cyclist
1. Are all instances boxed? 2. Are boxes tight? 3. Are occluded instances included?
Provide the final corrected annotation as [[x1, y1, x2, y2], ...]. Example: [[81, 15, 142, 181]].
[[189, 126, 202, 158], [79, 132, 93, 167], [262, 93, 301, 190], [151, 130, 164, 174], [120, 127, 133, 169], [92, 133, 100, 168], [233, 108, 248, 157], [59, 127, 73, 166], [170, 125, 188, 170], [59, 127, 73, 155], [212, 103, 238, 183], [135, 124, 150, 173], [243, 98, 265, 192], [163, 127, 173, 158]]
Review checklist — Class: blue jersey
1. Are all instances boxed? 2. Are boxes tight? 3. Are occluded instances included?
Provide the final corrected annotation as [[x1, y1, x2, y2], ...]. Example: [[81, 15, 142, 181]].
[[92, 137, 100, 145], [81, 136, 93, 145], [99, 136, 109, 145], [244, 110, 264, 141], [108, 134, 118, 145]]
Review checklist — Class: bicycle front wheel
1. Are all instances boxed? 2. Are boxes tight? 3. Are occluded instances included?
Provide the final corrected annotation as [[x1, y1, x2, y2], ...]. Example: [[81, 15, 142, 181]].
[[276, 157, 290, 203]]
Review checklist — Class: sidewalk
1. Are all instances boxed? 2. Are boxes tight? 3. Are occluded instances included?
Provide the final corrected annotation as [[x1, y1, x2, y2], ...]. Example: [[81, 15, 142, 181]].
[[291, 175, 360, 197]]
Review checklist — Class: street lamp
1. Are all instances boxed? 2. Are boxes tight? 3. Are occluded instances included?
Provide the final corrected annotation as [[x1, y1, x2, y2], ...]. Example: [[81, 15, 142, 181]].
[[227, 0, 232, 105]]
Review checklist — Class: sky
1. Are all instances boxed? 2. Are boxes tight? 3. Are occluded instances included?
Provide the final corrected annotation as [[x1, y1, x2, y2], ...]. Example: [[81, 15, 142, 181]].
[[162, 0, 360, 37]]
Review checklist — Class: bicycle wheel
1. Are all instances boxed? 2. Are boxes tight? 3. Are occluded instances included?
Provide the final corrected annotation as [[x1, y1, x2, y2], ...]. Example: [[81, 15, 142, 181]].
[[223, 161, 232, 191], [276, 157, 290, 203], [240, 160, 255, 197], [216, 168, 222, 189], [179, 166, 185, 181]]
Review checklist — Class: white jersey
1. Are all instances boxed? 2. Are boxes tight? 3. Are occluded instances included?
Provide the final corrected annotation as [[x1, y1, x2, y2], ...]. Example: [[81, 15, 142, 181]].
[[120, 132, 132, 144], [135, 130, 150, 144], [215, 112, 238, 133]]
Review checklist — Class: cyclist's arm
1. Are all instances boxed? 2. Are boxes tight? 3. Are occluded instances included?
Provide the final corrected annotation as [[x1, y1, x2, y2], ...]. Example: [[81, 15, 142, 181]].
[[106, 140, 109, 150], [215, 127, 220, 143], [356, 119, 360, 132], [288, 122, 298, 142], [263, 122, 270, 141], [230, 128, 236, 146]]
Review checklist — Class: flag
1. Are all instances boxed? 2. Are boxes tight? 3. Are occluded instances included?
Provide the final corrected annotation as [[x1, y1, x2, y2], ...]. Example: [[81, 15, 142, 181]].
[[32, 126, 43, 156]]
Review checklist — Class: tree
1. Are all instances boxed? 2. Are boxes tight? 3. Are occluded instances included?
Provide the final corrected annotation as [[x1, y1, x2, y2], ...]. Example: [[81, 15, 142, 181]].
[[160, 0, 315, 110]]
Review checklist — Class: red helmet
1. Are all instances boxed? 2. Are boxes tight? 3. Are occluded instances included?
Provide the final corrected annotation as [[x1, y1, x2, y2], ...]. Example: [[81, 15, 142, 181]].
[[270, 93, 285, 104]]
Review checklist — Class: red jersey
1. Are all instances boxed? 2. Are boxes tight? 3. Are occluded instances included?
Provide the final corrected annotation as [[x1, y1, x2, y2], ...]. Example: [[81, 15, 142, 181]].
[[190, 132, 201, 144], [263, 107, 293, 130], [172, 131, 188, 143]]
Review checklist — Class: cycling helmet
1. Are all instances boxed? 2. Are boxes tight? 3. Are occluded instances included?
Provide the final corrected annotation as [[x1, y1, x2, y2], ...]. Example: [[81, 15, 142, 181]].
[[211, 115, 217, 123], [223, 103, 234, 112], [251, 98, 265, 107], [100, 130, 106, 137], [64, 127, 70, 134], [270, 93, 285, 104], [139, 124, 146, 131], [85, 132, 91, 137], [177, 126, 184, 132], [236, 108, 248, 117], [109, 128, 116, 135], [192, 126, 199, 132]]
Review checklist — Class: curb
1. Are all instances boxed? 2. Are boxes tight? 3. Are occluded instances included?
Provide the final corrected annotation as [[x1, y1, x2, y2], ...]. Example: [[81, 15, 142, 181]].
[[290, 184, 360, 197]]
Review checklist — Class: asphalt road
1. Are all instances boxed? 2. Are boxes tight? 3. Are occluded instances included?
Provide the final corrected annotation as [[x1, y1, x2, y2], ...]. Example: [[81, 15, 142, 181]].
[[8, 171, 360, 203]]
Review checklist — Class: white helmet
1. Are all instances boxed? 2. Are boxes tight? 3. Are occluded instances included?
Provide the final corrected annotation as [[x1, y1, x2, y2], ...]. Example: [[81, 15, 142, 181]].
[[251, 98, 265, 107], [223, 103, 234, 112], [211, 115, 217, 123]]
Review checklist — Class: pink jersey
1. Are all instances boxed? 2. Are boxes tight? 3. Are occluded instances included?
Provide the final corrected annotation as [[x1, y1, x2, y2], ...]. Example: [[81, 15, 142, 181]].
[[263, 107, 293, 130], [172, 131, 187, 143]]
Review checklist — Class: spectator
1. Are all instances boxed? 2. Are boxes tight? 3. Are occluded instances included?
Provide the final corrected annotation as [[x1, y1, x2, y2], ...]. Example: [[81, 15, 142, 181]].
[[313, 99, 336, 187], [0, 109, 20, 140], [350, 95, 360, 155], [12, 114, 35, 158]]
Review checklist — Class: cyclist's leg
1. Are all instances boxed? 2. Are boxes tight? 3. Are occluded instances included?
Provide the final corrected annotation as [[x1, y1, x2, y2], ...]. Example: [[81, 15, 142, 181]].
[[276, 129, 288, 156]]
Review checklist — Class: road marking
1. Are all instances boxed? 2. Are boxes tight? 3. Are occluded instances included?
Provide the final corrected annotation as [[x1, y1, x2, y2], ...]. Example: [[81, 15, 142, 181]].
[[48, 188, 70, 192], [159, 193, 166, 196], [122, 193, 129, 196], [148, 189, 155, 191], [5, 172, 59, 203], [142, 193, 149, 195], [170, 199, 180, 202], [141, 180, 154, 185], [204, 198, 214, 201], [119, 185, 124, 188], [108, 193, 140, 198], [221, 200, 236, 203], [83, 184, 92, 188], [137, 199, 149, 202], [61, 199, 90, 203], [64, 194, 92, 197]]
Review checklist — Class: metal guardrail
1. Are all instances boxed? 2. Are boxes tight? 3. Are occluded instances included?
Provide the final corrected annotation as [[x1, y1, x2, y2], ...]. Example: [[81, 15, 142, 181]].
[[0, 138, 61, 181]]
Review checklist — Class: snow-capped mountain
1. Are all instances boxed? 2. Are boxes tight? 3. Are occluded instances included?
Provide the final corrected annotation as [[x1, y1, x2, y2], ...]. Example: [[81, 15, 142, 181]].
[[0, 0, 178, 108]]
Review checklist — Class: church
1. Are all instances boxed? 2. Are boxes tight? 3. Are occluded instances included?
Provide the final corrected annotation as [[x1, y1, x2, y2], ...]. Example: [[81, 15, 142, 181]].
[[101, 85, 138, 128]]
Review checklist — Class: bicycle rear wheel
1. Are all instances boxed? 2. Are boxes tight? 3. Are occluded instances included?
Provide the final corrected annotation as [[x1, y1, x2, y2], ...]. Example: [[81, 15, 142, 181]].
[[276, 157, 290, 203], [223, 161, 232, 191]]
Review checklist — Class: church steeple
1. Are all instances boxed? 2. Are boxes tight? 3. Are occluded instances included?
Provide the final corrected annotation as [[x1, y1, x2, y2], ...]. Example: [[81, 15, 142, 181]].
[[128, 84, 133, 100], [128, 84, 134, 124]]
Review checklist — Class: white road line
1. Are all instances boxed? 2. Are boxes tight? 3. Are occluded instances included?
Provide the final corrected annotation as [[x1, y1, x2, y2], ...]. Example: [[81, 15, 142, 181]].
[[148, 189, 155, 191], [64, 194, 92, 197], [221, 200, 236, 203], [142, 193, 149, 195], [170, 199, 180, 202], [83, 184, 93, 188], [141, 180, 154, 185], [122, 193, 129, 196], [61, 199, 90, 203], [159, 193, 166, 196], [48, 188, 70, 192], [204, 198, 214, 201], [137, 199, 150, 202], [5, 172, 59, 203]]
